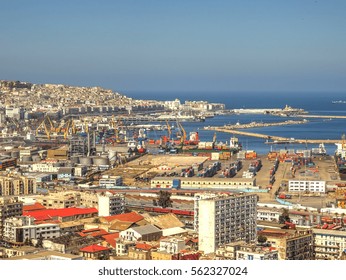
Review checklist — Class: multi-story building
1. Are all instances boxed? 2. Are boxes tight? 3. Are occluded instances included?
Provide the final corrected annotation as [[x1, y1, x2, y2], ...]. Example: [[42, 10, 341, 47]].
[[159, 237, 185, 254], [260, 229, 314, 260], [235, 245, 279, 260], [0, 175, 36, 196], [37, 192, 78, 209], [97, 192, 125, 216], [194, 192, 257, 254], [35, 191, 124, 215], [313, 228, 346, 260], [0, 157, 17, 171], [0, 197, 23, 238], [30, 161, 61, 173], [288, 180, 326, 193], [3, 216, 61, 244]]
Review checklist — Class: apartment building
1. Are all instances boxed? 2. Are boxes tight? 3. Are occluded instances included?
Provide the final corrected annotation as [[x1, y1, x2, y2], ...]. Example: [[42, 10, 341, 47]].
[[0, 175, 36, 196], [97, 192, 125, 216], [37, 192, 78, 209], [3, 216, 61, 244], [194, 192, 257, 254], [0, 197, 23, 238], [260, 229, 314, 260], [36, 191, 125, 215], [235, 245, 279, 260], [159, 237, 186, 254], [313, 228, 346, 260]]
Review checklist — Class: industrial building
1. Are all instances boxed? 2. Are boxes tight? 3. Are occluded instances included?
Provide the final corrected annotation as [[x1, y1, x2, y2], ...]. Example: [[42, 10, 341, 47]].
[[288, 180, 326, 193], [194, 192, 257, 254], [150, 177, 257, 190]]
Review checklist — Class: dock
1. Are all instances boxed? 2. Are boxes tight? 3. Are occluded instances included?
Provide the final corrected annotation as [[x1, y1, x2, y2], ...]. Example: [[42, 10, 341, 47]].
[[204, 126, 342, 144], [295, 114, 346, 119]]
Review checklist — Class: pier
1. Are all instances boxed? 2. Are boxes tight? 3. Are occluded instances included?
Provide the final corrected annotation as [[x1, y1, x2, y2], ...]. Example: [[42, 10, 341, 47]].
[[295, 114, 346, 119], [204, 126, 342, 144], [221, 119, 308, 130]]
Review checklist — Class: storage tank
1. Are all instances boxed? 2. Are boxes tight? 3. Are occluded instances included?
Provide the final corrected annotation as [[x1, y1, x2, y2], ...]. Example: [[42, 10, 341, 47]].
[[79, 156, 93, 166], [93, 156, 110, 166]]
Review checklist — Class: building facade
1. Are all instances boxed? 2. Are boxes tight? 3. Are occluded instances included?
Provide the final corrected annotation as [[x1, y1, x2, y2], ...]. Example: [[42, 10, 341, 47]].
[[288, 180, 326, 193], [194, 192, 257, 254], [0, 197, 23, 238], [3, 216, 61, 244], [313, 228, 346, 260], [0, 175, 36, 196], [260, 229, 314, 260], [97, 192, 125, 216]]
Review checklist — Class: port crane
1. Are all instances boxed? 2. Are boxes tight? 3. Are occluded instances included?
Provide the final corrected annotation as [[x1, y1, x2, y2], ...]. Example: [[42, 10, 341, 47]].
[[35, 115, 56, 139]]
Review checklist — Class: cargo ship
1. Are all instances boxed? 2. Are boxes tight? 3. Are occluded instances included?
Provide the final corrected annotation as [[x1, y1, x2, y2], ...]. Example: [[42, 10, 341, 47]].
[[335, 142, 346, 174]]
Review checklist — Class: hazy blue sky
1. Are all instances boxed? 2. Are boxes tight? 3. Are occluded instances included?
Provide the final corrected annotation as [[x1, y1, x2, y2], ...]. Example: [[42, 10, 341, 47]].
[[1, 0, 345, 93]]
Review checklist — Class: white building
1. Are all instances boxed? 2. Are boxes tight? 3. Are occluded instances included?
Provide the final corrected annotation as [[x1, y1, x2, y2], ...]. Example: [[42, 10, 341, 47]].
[[335, 143, 346, 158], [313, 228, 346, 260], [236, 246, 279, 260], [99, 176, 123, 188], [120, 225, 162, 242], [3, 216, 61, 243], [164, 99, 181, 110], [31, 161, 61, 173], [288, 180, 326, 193], [194, 192, 257, 254], [97, 192, 125, 216], [159, 237, 186, 254]]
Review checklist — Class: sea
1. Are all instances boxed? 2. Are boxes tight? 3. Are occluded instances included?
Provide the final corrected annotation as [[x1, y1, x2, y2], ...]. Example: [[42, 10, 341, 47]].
[[124, 91, 346, 155]]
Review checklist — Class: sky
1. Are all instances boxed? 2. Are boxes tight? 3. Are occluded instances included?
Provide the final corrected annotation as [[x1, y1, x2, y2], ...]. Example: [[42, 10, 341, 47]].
[[0, 0, 346, 94]]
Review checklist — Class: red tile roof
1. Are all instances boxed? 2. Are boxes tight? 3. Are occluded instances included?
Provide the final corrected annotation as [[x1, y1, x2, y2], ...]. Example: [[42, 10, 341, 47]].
[[136, 243, 152, 250], [23, 203, 46, 212], [102, 233, 120, 248], [23, 207, 98, 221], [79, 228, 109, 237], [103, 212, 144, 223], [80, 244, 110, 253]]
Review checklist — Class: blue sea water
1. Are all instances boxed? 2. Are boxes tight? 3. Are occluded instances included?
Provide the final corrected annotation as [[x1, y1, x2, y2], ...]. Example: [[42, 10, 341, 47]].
[[125, 91, 346, 155]]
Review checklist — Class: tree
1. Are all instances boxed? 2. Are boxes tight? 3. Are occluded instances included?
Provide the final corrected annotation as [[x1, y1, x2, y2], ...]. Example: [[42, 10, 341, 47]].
[[157, 190, 173, 208], [257, 235, 267, 244], [279, 208, 290, 224]]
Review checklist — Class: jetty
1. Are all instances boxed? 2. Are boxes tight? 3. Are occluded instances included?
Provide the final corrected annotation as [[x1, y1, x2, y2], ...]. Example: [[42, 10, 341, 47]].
[[295, 114, 346, 119], [204, 126, 342, 144], [221, 119, 308, 130]]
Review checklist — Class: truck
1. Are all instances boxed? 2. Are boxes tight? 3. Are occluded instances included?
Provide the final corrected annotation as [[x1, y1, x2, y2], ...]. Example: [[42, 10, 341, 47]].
[[278, 193, 292, 199]]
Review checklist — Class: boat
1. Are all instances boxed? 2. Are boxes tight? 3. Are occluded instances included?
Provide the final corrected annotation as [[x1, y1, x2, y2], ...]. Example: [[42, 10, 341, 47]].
[[312, 143, 327, 155]]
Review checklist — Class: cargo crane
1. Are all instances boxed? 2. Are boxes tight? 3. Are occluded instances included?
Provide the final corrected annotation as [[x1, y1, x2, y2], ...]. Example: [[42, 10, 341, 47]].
[[36, 115, 55, 139], [177, 120, 186, 146], [166, 120, 172, 141]]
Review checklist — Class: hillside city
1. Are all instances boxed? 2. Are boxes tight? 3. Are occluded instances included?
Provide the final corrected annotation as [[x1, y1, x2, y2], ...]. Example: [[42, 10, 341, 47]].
[[1, 80, 346, 260]]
